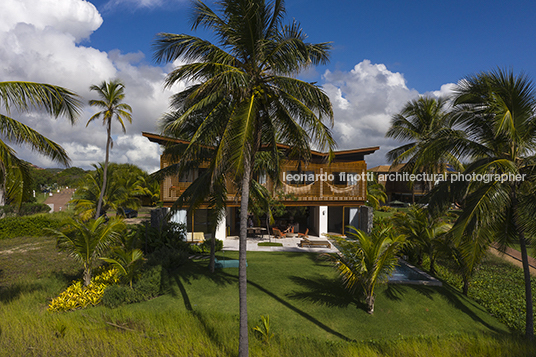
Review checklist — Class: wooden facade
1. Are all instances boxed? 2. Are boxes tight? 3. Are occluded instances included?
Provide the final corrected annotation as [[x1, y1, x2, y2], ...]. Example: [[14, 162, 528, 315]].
[[144, 132, 379, 208]]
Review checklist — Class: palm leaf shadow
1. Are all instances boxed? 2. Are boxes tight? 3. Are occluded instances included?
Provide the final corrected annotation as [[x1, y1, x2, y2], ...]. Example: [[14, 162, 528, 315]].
[[286, 276, 367, 311]]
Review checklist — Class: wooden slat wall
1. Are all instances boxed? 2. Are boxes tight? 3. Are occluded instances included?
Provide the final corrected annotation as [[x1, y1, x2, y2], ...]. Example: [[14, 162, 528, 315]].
[[160, 156, 368, 205]]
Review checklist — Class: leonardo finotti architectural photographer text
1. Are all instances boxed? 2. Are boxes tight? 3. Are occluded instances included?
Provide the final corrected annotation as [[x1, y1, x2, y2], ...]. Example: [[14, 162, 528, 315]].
[[283, 171, 526, 184]]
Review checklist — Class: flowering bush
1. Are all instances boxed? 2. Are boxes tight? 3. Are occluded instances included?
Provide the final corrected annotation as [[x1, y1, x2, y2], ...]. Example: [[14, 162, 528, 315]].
[[48, 268, 119, 312]]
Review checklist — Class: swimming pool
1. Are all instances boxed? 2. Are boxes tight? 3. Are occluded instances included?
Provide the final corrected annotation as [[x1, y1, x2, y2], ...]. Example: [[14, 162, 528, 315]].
[[388, 260, 442, 286]]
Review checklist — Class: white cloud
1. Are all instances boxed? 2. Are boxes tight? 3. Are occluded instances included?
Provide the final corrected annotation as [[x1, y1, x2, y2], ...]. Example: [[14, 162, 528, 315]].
[[102, 0, 186, 12], [0, 0, 102, 42], [322, 60, 421, 168], [1, 1, 457, 177], [0, 0, 176, 174], [428, 82, 456, 99]]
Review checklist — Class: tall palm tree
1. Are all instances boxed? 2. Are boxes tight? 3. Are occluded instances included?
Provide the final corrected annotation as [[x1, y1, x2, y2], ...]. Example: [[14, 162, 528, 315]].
[[429, 68, 536, 338], [87, 80, 132, 220], [386, 96, 460, 200], [0, 81, 82, 206], [153, 1, 335, 354], [48, 216, 125, 286], [325, 226, 406, 314]]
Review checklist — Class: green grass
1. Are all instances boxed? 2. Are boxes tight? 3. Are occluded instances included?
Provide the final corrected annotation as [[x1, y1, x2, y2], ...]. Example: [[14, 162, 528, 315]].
[[1, 235, 533, 356]]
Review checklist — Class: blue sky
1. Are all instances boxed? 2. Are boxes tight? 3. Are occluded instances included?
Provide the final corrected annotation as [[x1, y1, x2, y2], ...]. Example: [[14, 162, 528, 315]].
[[88, 0, 536, 93], [2, 0, 536, 171]]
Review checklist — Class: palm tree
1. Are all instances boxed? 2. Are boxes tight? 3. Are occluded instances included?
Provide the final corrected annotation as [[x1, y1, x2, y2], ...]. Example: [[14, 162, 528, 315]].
[[101, 247, 144, 288], [87, 80, 132, 220], [71, 163, 141, 220], [153, 1, 335, 354], [392, 205, 450, 275], [429, 68, 536, 338], [0, 81, 82, 206], [325, 226, 406, 313], [366, 172, 387, 210], [48, 216, 125, 286], [386, 96, 460, 201]]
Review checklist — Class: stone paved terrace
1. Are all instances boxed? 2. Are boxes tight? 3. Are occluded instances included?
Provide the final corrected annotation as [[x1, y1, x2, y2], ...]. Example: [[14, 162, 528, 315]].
[[222, 235, 340, 253]]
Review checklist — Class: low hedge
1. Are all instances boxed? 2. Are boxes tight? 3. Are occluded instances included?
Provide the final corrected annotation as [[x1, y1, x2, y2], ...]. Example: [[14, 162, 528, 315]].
[[0, 203, 51, 217], [101, 265, 167, 308], [0, 213, 67, 240]]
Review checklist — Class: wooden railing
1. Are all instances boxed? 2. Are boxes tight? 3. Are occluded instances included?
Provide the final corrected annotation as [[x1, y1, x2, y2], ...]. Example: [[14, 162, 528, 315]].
[[160, 159, 368, 204]]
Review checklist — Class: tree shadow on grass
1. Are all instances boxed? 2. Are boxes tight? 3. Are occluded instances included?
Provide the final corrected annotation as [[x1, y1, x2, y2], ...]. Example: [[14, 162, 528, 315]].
[[244, 277, 355, 342], [286, 276, 365, 310], [0, 281, 45, 303], [383, 283, 436, 301], [168, 254, 354, 342], [383, 283, 507, 334], [166, 259, 237, 356]]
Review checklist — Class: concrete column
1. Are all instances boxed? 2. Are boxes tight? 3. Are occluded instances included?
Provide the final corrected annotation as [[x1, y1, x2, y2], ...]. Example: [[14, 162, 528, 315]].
[[215, 209, 227, 240], [170, 209, 187, 225], [318, 206, 328, 237], [349, 207, 360, 232]]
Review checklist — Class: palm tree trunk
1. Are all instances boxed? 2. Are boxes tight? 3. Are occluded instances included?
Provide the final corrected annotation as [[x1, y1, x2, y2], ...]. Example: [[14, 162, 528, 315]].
[[366, 293, 375, 314], [95, 120, 111, 220], [512, 186, 534, 339], [209, 227, 216, 273], [83, 267, 91, 287], [462, 276, 469, 296], [238, 156, 252, 357]]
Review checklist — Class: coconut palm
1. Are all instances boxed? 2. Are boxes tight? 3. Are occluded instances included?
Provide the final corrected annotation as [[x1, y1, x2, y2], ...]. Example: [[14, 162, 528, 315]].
[[0, 81, 82, 206], [386, 96, 460, 200], [101, 247, 144, 288], [326, 226, 406, 314], [391, 205, 450, 275], [48, 216, 125, 286], [71, 163, 142, 220], [366, 173, 387, 210], [87, 80, 132, 220], [429, 68, 536, 338], [153, 1, 335, 354]]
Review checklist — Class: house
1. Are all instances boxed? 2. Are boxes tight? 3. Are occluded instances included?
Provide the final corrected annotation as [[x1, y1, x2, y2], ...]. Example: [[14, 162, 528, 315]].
[[368, 164, 426, 204], [143, 132, 379, 239], [369, 164, 456, 204]]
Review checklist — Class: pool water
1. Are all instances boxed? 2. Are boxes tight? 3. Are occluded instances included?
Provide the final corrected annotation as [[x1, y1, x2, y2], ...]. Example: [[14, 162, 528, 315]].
[[388, 261, 442, 286]]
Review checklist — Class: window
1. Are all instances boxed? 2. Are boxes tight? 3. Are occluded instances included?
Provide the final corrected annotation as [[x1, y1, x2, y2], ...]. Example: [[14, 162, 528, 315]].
[[179, 170, 194, 182]]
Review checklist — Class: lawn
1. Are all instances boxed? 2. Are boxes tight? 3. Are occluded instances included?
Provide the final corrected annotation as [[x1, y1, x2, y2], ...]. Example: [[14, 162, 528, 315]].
[[1, 235, 519, 356]]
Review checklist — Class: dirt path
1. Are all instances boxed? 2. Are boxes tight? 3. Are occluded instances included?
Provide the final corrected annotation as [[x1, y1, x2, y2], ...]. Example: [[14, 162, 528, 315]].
[[43, 188, 76, 212], [489, 244, 536, 276]]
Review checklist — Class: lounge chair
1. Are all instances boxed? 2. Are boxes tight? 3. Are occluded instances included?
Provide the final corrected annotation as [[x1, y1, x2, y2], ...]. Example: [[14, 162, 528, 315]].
[[299, 237, 331, 249], [272, 227, 286, 238], [298, 228, 309, 238]]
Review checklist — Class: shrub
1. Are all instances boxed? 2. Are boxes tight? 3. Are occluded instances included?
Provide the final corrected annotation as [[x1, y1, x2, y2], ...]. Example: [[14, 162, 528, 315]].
[[146, 246, 189, 271], [48, 268, 119, 312], [0, 203, 51, 216], [130, 221, 188, 254], [0, 213, 65, 240], [100, 285, 135, 308], [101, 265, 166, 308], [188, 239, 223, 254]]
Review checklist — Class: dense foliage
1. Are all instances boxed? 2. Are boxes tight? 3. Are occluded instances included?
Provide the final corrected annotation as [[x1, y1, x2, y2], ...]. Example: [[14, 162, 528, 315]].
[[0, 213, 65, 239]]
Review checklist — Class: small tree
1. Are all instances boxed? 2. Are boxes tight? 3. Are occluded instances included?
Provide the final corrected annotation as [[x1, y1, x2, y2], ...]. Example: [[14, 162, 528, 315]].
[[48, 216, 125, 286], [326, 226, 406, 313], [392, 206, 450, 275]]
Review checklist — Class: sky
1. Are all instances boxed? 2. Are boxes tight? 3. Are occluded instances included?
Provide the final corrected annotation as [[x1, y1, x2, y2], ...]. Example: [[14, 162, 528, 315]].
[[2, 0, 536, 173]]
